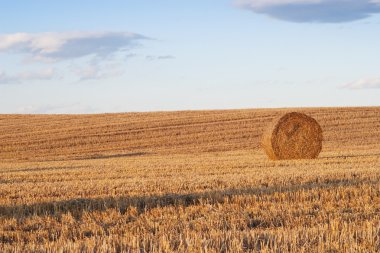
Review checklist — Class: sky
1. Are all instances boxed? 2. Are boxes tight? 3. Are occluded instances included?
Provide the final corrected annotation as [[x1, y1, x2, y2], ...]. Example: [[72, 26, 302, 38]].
[[1, 0, 380, 114]]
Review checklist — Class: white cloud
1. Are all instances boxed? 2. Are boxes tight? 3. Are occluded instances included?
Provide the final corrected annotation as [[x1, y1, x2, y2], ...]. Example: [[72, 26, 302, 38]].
[[16, 103, 98, 114], [0, 32, 146, 61], [342, 77, 380, 89], [0, 31, 150, 83], [0, 68, 56, 84], [236, 0, 380, 22]]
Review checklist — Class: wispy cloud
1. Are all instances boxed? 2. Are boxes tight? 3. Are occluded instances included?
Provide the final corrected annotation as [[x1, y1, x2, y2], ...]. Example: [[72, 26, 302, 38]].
[[145, 55, 176, 61], [236, 0, 380, 23], [0, 32, 147, 61], [157, 55, 175, 60], [0, 68, 56, 84], [342, 77, 380, 89], [72, 61, 125, 81]]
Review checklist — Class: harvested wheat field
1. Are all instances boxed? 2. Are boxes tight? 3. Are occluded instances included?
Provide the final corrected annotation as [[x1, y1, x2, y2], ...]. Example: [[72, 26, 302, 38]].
[[1, 107, 380, 252]]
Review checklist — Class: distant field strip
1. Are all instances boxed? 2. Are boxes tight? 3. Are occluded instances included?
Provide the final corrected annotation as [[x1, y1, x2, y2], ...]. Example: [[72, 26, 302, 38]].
[[1, 107, 380, 161]]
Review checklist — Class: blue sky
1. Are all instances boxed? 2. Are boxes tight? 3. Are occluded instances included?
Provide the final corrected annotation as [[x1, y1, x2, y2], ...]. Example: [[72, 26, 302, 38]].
[[1, 0, 380, 114]]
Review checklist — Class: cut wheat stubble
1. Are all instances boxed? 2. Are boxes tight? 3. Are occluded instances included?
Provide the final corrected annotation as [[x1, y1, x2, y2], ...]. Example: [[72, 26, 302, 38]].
[[262, 112, 323, 160]]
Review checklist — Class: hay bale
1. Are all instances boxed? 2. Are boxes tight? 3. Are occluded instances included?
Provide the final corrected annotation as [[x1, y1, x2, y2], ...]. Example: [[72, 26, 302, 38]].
[[261, 112, 323, 160]]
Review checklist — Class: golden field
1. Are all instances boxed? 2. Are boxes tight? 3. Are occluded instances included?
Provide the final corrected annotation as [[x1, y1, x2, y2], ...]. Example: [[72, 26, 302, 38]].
[[1, 107, 380, 252]]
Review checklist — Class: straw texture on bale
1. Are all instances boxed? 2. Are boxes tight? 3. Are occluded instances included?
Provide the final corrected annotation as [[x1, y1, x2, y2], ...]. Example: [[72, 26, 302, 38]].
[[262, 112, 323, 160]]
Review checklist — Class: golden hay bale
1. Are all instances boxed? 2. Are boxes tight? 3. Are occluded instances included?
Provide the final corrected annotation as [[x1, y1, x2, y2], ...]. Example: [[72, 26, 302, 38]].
[[261, 112, 323, 160]]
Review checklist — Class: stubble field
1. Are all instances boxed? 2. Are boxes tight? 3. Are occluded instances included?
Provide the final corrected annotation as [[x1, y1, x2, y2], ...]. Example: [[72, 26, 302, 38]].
[[1, 107, 380, 252]]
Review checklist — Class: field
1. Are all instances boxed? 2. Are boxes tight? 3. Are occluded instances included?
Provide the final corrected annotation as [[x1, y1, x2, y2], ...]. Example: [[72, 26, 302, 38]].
[[1, 107, 380, 252]]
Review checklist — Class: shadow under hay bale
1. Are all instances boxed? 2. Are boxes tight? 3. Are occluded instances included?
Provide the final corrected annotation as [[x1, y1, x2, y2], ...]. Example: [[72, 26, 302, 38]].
[[262, 112, 323, 160]]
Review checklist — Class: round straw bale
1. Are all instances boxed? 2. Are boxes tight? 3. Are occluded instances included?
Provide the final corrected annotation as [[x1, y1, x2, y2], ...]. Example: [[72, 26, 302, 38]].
[[261, 112, 323, 160]]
